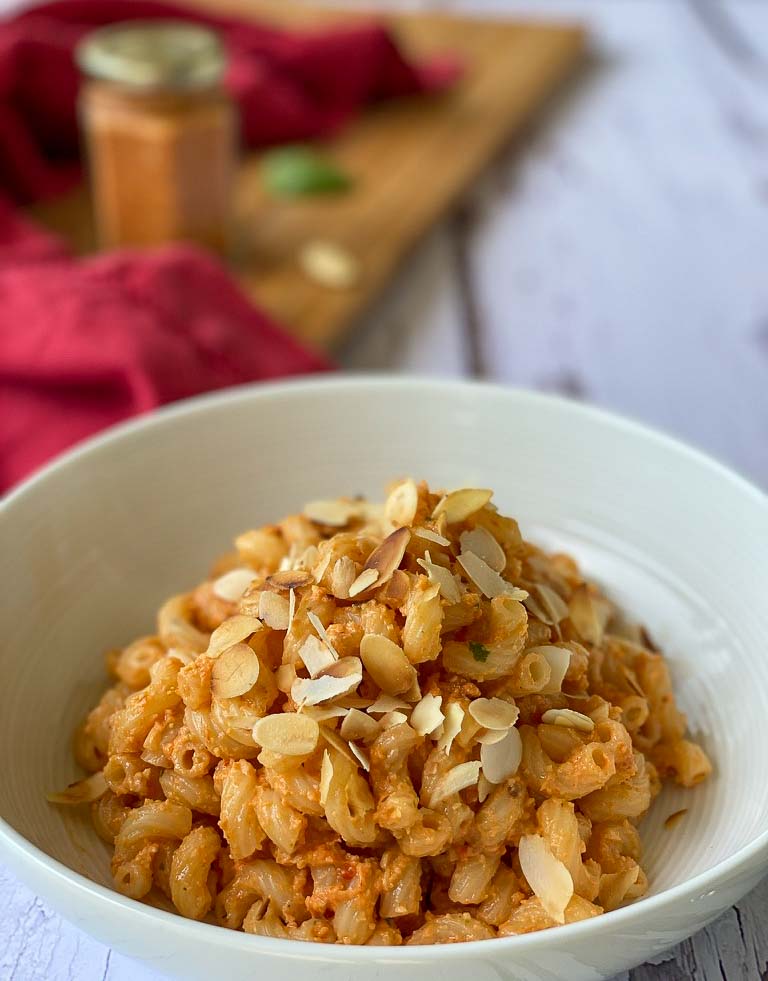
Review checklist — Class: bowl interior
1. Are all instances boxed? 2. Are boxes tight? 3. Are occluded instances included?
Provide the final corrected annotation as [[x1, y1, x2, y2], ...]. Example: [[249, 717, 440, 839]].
[[1, 379, 767, 903]]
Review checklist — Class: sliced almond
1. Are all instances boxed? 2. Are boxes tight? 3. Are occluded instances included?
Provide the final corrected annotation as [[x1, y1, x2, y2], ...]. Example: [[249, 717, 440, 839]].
[[360, 634, 417, 696], [211, 643, 260, 699], [207, 615, 263, 656], [288, 589, 296, 630], [366, 693, 411, 715], [417, 552, 462, 604], [518, 834, 574, 924], [481, 726, 523, 783], [468, 697, 519, 730], [320, 725, 359, 766], [432, 488, 493, 525], [437, 702, 464, 753], [541, 708, 595, 732], [266, 569, 314, 591], [429, 761, 482, 805], [477, 772, 493, 803], [258, 591, 290, 630], [303, 499, 356, 527], [460, 527, 506, 573], [299, 635, 336, 678], [457, 552, 527, 601], [312, 549, 334, 583], [212, 568, 257, 603], [307, 611, 340, 660], [330, 556, 358, 599], [292, 657, 363, 706], [47, 770, 107, 805], [319, 749, 333, 805], [348, 567, 380, 598], [524, 584, 569, 625], [384, 479, 419, 528], [340, 708, 381, 742], [536, 646, 571, 694], [252, 712, 319, 757], [302, 704, 349, 722], [348, 741, 371, 771], [402, 675, 422, 703], [410, 693, 444, 736], [300, 240, 359, 290], [477, 728, 510, 746], [363, 527, 411, 587], [380, 710, 409, 729], [413, 526, 451, 547]]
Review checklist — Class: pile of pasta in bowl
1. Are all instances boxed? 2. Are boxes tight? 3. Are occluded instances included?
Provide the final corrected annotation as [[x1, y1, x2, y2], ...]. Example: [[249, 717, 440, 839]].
[[50, 480, 711, 945]]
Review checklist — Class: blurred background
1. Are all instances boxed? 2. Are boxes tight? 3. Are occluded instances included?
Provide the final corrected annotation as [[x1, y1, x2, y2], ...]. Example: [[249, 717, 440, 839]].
[[1, 0, 767, 976]]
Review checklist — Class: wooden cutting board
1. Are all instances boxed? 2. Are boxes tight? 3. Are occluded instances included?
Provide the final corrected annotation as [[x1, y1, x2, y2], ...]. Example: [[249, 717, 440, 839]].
[[30, 4, 584, 351]]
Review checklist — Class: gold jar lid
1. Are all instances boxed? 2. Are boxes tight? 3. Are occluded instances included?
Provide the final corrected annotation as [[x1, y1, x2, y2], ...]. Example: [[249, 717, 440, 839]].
[[76, 21, 226, 90]]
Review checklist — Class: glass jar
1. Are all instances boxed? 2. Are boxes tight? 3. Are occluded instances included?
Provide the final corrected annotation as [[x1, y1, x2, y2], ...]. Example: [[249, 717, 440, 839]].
[[77, 21, 237, 253]]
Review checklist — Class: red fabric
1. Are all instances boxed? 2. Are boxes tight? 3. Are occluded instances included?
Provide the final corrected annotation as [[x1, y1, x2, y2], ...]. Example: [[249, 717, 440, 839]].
[[0, 2, 459, 491], [0, 0, 459, 203]]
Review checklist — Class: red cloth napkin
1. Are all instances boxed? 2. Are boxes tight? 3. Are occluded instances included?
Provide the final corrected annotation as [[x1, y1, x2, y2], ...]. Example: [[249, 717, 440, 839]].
[[0, 1, 459, 492]]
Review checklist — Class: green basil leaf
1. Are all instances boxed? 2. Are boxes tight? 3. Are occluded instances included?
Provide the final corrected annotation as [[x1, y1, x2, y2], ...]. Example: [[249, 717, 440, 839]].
[[262, 146, 352, 197]]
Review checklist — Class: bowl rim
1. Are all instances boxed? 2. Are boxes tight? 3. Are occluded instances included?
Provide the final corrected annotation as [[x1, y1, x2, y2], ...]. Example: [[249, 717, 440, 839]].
[[1, 374, 767, 960]]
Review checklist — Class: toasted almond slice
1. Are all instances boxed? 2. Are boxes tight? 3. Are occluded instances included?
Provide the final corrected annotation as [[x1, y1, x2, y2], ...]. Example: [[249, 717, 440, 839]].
[[460, 527, 506, 573], [303, 499, 356, 527], [534, 646, 571, 694], [518, 834, 574, 924], [292, 657, 363, 706], [340, 708, 381, 742], [348, 568, 379, 598], [457, 552, 527, 601], [432, 488, 493, 524], [212, 568, 257, 603], [524, 584, 569, 625], [481, 726, 523, 783], [468, 697, 519, 730], [320, 725, 359, 765], [541, 708, 595, 732], [207, 615, 263, 656], [258, 591, 290, 630], [295, 545, 319, 572], [410, 693, 444, 736], [477, 772, 493, 803], [366, 693, 411, 715], [348, 741, 371, 771], [412, 526, 451, 547], [385, 479, 419, 528], [47, 770, 107, 805], [313, 549, 334, 583], [252, 712, 319, 757], [429, 761, 482, 805], [267, 569, 314, 591], [380, 710, 409, 730], [330, 556, 358, 599], [307, 611, 339, 660], [319, 749, 333, 805], [364, 527, 411, 587], [211, 643, 260, 699], [300, 241, 359, 290], [275, 663, 297, 693], [288, 589, 296, 630], [477, 728, 510, 746], [166, 647, 195, 667], [417, 552, 462, 604], [402, 675, 422, 703], [302, 704, 349, 722], [437, 702, 464, 753], [299, 635, 336, 678], [360, 634, 417, 696]]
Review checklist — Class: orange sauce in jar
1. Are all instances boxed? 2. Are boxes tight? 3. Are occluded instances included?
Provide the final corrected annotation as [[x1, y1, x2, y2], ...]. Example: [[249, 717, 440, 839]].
[[77, 22, 237, 253]]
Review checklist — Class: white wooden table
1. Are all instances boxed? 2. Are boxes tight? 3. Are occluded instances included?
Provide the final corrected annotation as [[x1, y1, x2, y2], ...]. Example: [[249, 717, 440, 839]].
[[2, 1, 767, 978]]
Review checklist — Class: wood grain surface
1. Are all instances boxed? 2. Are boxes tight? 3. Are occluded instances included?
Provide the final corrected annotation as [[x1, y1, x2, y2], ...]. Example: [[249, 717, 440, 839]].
[[3, 0, 768, 979]]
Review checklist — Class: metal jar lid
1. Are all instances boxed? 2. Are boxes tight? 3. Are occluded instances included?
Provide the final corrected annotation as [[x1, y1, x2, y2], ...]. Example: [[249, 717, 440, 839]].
[[76, 21, 226, 90]]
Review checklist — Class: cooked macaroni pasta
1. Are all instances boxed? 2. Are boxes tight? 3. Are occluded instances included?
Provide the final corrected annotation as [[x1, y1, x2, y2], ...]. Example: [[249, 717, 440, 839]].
[[50, 481, 711, 944]]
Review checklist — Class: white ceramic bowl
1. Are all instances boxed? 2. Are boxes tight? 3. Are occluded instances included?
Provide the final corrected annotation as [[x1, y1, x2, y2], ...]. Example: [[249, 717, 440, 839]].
[[1, 377, 767, 981]]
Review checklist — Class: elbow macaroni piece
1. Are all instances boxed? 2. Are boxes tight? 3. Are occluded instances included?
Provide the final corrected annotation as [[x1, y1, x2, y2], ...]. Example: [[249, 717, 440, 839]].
[[50, 481, 711, 944]]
